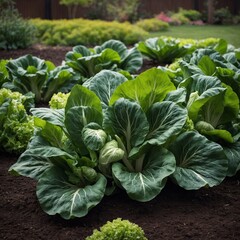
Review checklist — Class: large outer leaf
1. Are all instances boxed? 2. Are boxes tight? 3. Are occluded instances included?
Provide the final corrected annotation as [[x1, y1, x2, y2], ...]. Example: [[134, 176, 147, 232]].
[[112, 147, 176, 202], [9, 150, 53, 180], [83, 70, 127, 109], [31, 108, 65, 127], [103, 98, 149, 151], [37, 167, 107, 219], [8, 133, 55, 180], [110, 68, 175, 112], [146, 101, 188, 145], [223, 141, 240, 177], [65, 84, 102, 114], [169, 131, 228, 190]]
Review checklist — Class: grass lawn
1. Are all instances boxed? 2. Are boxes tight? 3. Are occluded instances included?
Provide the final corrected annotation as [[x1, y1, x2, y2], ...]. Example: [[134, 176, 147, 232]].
[[149, 25, 240, 48]]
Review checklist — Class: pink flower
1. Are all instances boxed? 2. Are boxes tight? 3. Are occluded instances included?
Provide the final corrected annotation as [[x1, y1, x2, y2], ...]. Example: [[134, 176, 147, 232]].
[[155, 12, 173, 23]]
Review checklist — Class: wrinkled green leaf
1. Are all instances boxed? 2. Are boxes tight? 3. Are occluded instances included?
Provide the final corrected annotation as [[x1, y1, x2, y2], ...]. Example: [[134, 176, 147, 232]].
[[83, 70, 127, 109], [110, 68, 175, 112], [112, 147, 176, 202], [103, 98, 149, 151], [37, 167, 107, 219], [170, 131, 228, 190]]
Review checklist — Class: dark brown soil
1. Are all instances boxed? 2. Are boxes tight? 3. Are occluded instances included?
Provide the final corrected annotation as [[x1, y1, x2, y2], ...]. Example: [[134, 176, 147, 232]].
[[1, 45, 240, 240], [0, 44, 157, 72], [0, 44, 72, 66]]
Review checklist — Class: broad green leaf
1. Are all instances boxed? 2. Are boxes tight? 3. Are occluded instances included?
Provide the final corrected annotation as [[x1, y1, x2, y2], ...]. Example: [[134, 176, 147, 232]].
[[120, 47, 143, 73], [31, 108, 65, 127], [24, 145, 74, 160], [180, 74, 226, 121], [200, 92, 225, 128], [65, 45, 91, 61], [164, 88, 186, 104], [170, 131, 228, 190], [179, 60, 203, 78], [103, 98, 149, 151], [198, 55, 216, 76], [9, 153, 52, 180], [34, 118, 64, 148], [199, 85, 239, 128], [83, 70, 127, 109], [94, 39, 127, 57], [223, 141, 240, 176], [112, 147, 176, 202], [97, 49, 121, 68], [37, 167, 107, 219], [65, 84, 102, 114], [8, 138, 55, 180], [219, 84, 239, 124], [65, 106, 102, 154], [146, 101, 188, 145], [110, 68, 175, 112], [214, 39, 228, 54]]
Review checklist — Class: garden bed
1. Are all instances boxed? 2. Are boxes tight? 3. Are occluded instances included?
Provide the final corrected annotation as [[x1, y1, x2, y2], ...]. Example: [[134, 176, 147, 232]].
[[1, 152, 240, 240], [1, 45, 240, 240]]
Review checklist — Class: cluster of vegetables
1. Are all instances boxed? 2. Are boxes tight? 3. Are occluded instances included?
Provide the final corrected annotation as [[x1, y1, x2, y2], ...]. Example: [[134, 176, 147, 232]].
[[1, 37, 239, 220]]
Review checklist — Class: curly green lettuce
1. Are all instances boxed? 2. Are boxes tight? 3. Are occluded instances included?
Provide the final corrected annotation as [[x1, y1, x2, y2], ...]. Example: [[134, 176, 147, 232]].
[[49, 92, 70, 109], [86, 218, 147, 240], [0, 88, 34, 154]]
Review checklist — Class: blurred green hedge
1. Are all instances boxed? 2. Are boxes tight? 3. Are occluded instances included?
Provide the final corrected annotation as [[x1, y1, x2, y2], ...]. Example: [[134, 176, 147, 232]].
[[31, 18, 149, 46]]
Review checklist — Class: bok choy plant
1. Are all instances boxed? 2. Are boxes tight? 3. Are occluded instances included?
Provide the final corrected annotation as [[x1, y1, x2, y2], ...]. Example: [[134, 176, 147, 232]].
[[65, 39, 143, 79], [9, 84, 108, 219], [137, 37, 194, 64], [178, 47, 240, 177], [3, 55, 81, 103]]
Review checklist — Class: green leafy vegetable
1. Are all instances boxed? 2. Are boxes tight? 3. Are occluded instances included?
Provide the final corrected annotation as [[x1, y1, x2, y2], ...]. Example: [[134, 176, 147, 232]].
[[169, 131, 228, 190], [0, 88, 34, 154]]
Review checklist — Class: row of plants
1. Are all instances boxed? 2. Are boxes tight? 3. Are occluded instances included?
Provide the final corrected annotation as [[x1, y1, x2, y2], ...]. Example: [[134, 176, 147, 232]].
[[0, 37, 221, 155], [1, 37, 239, 220]]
